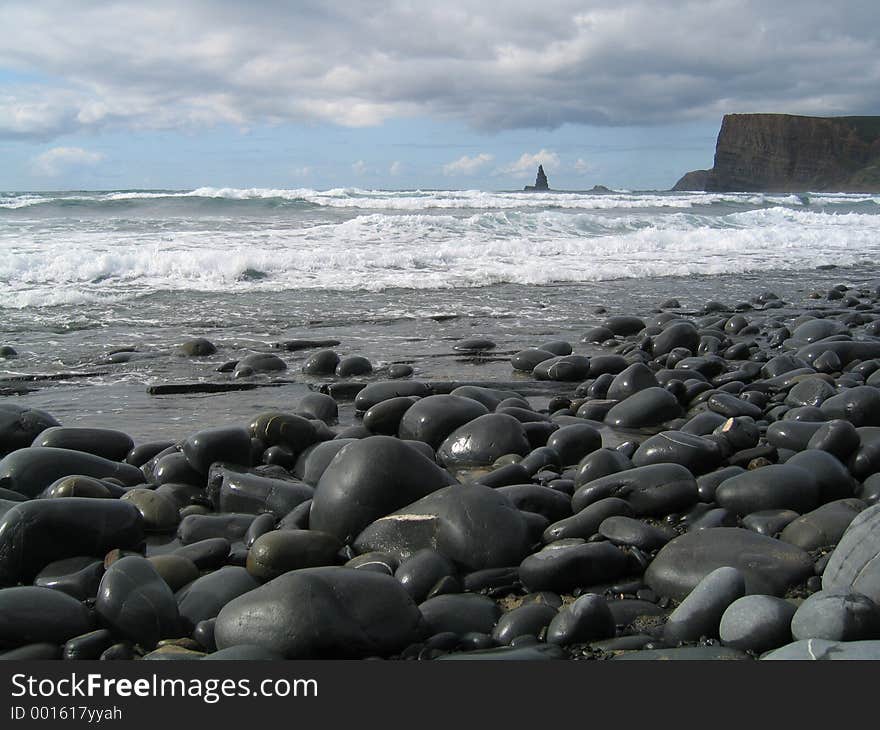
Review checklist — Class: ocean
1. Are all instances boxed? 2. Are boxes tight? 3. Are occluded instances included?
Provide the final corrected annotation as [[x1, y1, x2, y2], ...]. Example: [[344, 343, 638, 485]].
[[2, 187, 879, 443]]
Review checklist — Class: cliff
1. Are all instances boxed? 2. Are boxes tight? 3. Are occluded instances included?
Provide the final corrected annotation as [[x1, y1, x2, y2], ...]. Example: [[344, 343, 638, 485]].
[[673, 114, 880, 192]]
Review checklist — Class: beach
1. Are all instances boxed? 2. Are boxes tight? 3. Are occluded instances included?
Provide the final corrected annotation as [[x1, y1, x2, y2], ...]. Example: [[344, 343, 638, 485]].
[[2, 186, 880, 660]]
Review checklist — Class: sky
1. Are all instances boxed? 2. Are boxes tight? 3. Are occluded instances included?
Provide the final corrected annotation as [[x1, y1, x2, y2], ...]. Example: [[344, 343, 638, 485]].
[[1, 0, 878, 191]]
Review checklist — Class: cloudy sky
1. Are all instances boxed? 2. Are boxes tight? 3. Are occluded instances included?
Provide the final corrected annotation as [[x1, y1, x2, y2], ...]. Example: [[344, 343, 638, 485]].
[[1, 0, 878, 190]]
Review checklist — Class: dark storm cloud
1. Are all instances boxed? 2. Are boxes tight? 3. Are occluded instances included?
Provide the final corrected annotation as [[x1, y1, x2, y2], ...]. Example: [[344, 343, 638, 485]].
[[1, 0, 878, 139]]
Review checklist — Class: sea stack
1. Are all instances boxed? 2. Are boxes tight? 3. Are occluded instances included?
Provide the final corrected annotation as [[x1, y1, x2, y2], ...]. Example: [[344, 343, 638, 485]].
[[524, 165, 549, 191]]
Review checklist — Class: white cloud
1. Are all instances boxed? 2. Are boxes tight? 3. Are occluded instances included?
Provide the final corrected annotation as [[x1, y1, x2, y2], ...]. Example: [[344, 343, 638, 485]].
[[573, 158, 591, 174], [0, 2, 878, 139], [351, 160, 368, 176], [442, 153, 493, 176], [291, 165, 311, 177], [500, 149, 561, 177], [389, 160, 403, 175], [31, 146, 103, 176]]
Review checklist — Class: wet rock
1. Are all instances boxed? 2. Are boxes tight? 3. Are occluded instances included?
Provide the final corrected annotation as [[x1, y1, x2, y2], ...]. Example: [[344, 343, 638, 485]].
[[779, 499, 865, 551], [492, 603, 558, 645], [310, 435, 456, 543], [246, 530, 342, 581], [353, 484, 533, 572], [0, 587, 95, 649], [176, 566, 260, 632], [437, 413, 530, 469], [546, 593, 615, 644], [418, 593, 502, 636], [32, 427, 134, 462], [572, 463, 698, 517], [715, 465, 821, 516], [207, 468, 313, 517], [398, 395, 489, 449], [96, 556, 181, 649], [604, 388, 684, 429], [598, 516, 675, 552], [632, 431, 723, 474], [214, 567, 425, 658], [182, 426, 252, 475], [0, 498, 143, 586], [645, 527, 813, 601], [0, 447, 143, 498], [519, 542, 628, 593]]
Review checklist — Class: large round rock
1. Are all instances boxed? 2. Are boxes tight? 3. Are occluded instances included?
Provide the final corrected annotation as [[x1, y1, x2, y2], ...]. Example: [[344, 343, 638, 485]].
[[604, 388, 684, 429], [176, 566, 260, 633], [715, 465, 821, 517], [214, 567, 425, 658], [0, 498, 144, 586], [0, 587, 95, 649], [0, 404, 60, 457], [719, 595, 796, 654], [246, 530, 343, 581], [436, 413, 531, 469], [353, 484, 533, 572], [398, 395, 489, 449], [310, 436, 456, 543], [519, 542, 629, 593], [632, 431, 723, 474], [791, 589, 880, 642], [823, 504, 880, 602], [645, 528, 814, 601], [0, 447, 144, 498], [183, 426, 252, 475], [662, 566, 746, 644], [571, 463, 698, 517], [96, 556, 181, 649], [32, 427, 134, 462]]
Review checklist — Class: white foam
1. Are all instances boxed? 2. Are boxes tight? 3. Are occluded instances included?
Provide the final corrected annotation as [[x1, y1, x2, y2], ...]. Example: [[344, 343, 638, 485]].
[[2, 192, 879, 307]]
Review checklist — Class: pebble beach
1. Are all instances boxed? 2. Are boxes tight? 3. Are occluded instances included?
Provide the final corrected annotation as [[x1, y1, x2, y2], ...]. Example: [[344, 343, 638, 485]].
[[2, 187, 880, 660]]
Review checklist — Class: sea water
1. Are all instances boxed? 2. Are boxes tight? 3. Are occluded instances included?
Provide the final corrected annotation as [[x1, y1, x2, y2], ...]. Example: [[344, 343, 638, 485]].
[[2, 187, 879, 441]]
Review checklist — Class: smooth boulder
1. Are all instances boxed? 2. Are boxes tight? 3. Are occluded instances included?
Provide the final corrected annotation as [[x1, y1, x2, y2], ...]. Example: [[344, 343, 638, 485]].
[[310, 436, 457, 543], [645, 528, 813, 601], [353, 484, 533, 572], [214, 567, 425, 658]]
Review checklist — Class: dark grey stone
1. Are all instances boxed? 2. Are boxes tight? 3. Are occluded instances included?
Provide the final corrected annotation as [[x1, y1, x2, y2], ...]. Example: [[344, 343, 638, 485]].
[[214, 567, 426, 658], [398, 395, 489, 448], [0, 587, 94, 649], [96, 556, 181, 649], [572, 463, 698, 517], [519, 542, 628, 593], [823, 504, 880, 601], [353, 484, 533, 572], [719, 594, 796, 653], [779, 499, 865, 551], [715, 465, 821, 516], [437, 413, 530, 469], [662, 566, 746, 644], [791, 590, 880, 641], [310, 435, 456, 543], [0, 446, 143, 498], [645, 527, 814, 601], [604, 388, 684, 428], [0, 498, 143, 586]]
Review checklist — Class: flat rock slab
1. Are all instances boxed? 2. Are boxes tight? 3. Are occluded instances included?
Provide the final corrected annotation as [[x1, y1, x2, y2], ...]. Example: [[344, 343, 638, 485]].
[[645, 527, 814, 601], [762, 638, 880, 660], [611, 646, 751, 660]]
